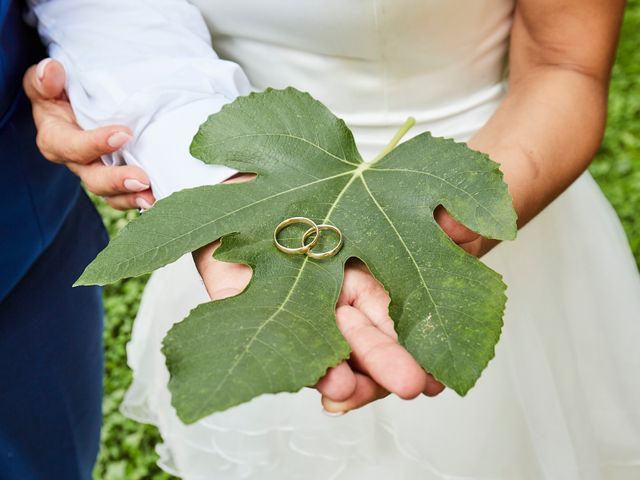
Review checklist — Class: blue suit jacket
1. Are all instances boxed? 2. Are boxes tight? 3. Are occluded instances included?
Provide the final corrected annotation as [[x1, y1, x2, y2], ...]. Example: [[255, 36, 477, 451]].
[[0, 0, 80, 301]]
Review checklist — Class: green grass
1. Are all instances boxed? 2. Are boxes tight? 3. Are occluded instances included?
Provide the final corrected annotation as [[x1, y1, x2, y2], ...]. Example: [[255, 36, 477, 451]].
[[590, 0, 640, 262], [92, 4, 640, 478], [92, 207, 172, 480]]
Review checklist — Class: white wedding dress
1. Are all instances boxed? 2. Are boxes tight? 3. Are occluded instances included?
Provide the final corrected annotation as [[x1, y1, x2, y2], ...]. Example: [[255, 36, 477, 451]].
[[120, 1, 640, 479]]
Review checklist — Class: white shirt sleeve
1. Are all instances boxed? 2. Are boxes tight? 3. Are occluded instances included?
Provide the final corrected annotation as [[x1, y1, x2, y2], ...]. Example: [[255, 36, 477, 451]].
[[28, 0, 252, 199]]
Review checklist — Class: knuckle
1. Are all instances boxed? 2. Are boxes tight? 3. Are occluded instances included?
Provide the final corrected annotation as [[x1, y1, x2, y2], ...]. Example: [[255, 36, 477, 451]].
[[104, 195, 129, 212], [56, 141, 75, 162], [108, 171, 125, 193], [35, 133, 46, 155], [335, 305, 353, 318], [35, 129, 48, 152], [63, 134, 100, 164], [81, 178, 100, 195], [35, 132, 56, 161], [62, 144, 86, 164], [89, 132, 107, 156]]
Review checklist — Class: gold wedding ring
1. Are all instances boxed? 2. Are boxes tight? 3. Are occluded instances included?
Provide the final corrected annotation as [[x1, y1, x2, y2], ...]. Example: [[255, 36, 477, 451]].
[[302, 225, 344, 260], [273, 217, 320, 255], [273, 217, 343, 260]]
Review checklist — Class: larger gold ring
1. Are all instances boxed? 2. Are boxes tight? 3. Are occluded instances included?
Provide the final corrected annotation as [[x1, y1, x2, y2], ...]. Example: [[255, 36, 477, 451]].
[[273, 217, 319, 255], [302, 224, 344, 260]]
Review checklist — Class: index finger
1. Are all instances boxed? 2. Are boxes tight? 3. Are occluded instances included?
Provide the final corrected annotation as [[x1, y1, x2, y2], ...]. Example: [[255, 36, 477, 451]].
[[35, 115, 133, 165]]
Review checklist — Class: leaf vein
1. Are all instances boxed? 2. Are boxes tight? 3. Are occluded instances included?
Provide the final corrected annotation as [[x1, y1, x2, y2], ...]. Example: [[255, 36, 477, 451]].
[[369, 167, 506, 229], [201, 132, 360, 168], [359, 174, 458, 373]]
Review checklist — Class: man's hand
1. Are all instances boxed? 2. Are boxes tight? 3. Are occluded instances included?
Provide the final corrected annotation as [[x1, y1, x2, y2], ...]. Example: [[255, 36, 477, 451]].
[[23, 58, 155, 210]]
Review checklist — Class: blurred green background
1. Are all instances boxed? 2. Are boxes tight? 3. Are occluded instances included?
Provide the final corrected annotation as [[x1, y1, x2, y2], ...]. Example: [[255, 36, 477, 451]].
[[92, 3, 640, 478]]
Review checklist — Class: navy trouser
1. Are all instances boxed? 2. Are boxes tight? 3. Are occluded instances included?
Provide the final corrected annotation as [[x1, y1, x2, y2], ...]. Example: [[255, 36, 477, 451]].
[[0, 191, 108, 480]]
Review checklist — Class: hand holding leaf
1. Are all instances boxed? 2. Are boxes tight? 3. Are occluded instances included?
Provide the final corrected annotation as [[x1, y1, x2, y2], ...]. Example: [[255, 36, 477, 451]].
[[77, 88, 516, 423]]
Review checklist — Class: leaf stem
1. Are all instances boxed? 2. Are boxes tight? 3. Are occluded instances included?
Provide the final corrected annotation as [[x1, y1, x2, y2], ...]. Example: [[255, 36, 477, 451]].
[[371, 117, 416, 163]]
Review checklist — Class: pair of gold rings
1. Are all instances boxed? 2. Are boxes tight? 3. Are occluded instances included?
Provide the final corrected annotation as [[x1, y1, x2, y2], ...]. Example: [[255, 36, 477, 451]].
[[273, 217, 343, 260]]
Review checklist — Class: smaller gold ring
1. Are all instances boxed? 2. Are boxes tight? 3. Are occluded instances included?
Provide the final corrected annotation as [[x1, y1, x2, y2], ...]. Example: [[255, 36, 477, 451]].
[[303, 224, 344, 260], [273, 217, 319, 255]]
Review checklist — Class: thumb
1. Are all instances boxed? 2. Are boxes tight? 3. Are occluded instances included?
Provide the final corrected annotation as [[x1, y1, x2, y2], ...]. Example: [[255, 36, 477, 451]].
[[23, 58, 66, 101]]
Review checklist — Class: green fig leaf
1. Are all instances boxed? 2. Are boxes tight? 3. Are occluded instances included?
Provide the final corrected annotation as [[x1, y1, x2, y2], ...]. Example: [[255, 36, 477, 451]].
[[77, 87, 516, 424]]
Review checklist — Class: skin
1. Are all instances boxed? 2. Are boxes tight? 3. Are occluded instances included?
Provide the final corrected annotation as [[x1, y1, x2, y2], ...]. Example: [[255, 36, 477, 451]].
[[23, 60, 156, 211], [24, 0, 624, 414]]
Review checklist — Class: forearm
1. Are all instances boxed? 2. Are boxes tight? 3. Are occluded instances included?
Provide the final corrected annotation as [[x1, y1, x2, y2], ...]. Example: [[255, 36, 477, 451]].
[[469, 66, 608, 234]]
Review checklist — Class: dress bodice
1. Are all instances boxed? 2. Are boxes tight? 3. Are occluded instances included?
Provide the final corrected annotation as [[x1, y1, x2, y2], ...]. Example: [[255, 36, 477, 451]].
[[191, 0, 514, 155]]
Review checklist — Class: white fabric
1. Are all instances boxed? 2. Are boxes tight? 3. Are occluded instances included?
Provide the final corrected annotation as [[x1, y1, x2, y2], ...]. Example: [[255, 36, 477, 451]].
[[33, 0, 640, 478], [29, 0, 252, 198]]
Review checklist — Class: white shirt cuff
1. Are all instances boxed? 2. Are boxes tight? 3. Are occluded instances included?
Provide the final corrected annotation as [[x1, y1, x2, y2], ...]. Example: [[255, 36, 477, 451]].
[[108, 97, 238, 199]]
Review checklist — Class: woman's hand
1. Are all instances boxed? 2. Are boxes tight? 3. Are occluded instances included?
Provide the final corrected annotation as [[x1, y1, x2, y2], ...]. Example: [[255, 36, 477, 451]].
[[194, 237, 446, 411], [23, 58, 155, 210], [317, 259, 446, 413], [193, 241, 446, 414], [318, 208, 481, 413], [194, 173, 486, 414]]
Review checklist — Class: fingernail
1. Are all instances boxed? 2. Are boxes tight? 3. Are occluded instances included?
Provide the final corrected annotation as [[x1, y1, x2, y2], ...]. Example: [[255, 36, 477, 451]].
[[322, 408, 345, 417], [107, 131, 132, 149], [124, 178, 149, 192], [36, 58, 52, 81], [136, 197, 153, 211]]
